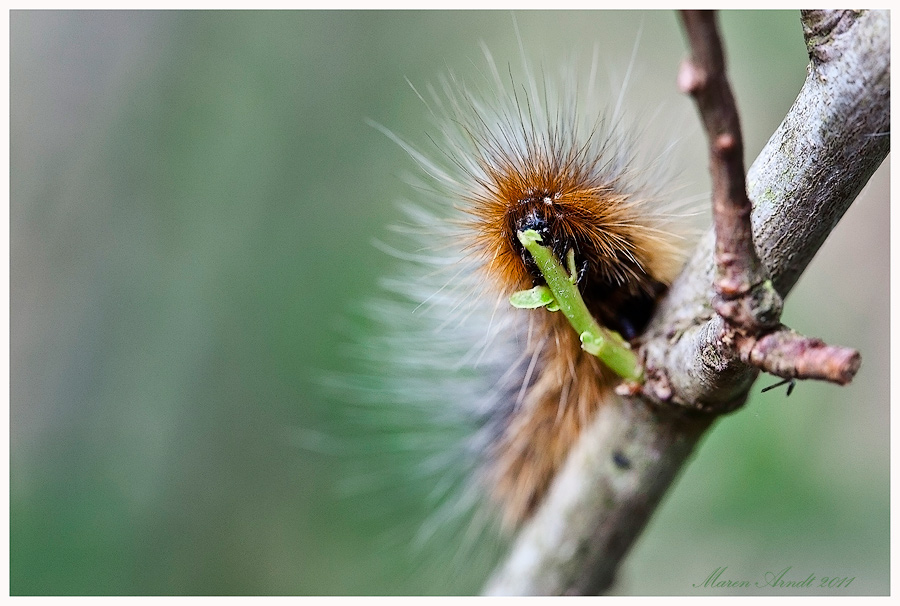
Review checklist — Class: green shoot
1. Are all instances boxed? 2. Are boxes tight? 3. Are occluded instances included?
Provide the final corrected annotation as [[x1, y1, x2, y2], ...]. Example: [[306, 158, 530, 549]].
[[510, 229, 644, 382]]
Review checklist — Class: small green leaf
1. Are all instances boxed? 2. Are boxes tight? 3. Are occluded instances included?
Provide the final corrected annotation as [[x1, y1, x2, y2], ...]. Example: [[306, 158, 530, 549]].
[[510, 285, 558, 310], [579, 331, 604, 356]]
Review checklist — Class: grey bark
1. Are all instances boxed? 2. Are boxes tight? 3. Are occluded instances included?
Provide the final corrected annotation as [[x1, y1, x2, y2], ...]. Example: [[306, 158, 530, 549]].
[[483, 9, 889, 596]]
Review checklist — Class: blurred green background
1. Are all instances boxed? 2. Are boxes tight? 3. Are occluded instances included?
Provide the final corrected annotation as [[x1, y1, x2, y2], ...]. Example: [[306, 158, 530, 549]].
[[11, 10, 888, 595]]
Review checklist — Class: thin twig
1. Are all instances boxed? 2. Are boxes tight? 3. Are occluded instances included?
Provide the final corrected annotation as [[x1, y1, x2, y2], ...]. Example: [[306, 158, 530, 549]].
[[678, 11, 776, 330], [733, 328, 862, 385]]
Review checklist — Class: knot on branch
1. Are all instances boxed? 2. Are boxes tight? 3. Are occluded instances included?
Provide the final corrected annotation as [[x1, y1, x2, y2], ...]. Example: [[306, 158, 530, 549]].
[[713, 133, 737, 156], [677, 59, 706, 95], [801, 10, 861, 63], [713, 278, 783, 333]]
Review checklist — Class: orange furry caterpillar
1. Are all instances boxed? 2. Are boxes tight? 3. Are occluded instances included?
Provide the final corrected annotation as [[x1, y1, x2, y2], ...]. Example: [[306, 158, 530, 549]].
[[370, 54, 689, 531]]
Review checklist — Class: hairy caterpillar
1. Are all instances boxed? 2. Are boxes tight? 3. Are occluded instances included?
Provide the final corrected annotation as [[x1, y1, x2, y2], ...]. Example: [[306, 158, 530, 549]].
[[347, 41, 693, 544]]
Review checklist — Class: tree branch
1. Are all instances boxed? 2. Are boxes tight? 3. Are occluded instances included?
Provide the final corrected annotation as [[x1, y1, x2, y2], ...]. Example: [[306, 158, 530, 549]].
[[665, 10, 860, 398], [483, 9, 889, 595]]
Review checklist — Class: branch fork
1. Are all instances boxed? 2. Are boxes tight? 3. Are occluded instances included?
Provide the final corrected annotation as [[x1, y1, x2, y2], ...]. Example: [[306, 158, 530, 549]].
[[646, 10, 863, 407]]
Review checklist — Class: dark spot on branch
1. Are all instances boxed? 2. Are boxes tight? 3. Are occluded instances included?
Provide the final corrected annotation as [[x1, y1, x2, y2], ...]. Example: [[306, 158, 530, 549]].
[[612, 451, 631, 470]]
